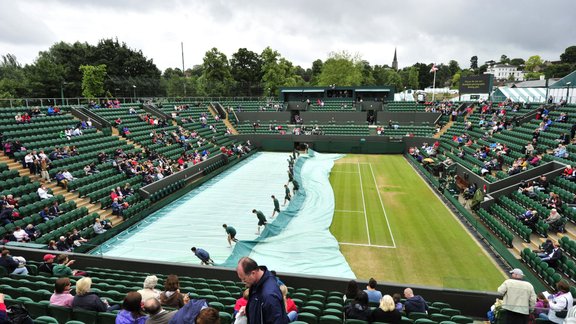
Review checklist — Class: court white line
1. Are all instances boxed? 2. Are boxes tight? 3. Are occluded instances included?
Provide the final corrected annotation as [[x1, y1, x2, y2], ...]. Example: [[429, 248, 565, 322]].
[[369, 163, 397, 248], [335, 209, 365, 213], [339, 242, 396, 249], [331, 171, 361, 174], [357, 162, 371, 245]]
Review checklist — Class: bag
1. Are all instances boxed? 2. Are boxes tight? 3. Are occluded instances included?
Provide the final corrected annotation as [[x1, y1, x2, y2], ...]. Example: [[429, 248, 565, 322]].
[[6, 303, 34, 324], [556, 296, 568, 318]]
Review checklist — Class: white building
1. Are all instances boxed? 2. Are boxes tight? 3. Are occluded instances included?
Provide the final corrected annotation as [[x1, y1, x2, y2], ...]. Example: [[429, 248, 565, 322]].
[[484, 64, 525, 81]]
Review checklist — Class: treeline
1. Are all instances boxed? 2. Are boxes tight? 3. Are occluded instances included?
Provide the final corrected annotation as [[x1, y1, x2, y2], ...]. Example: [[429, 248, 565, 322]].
[[0, 38, 575, 99]]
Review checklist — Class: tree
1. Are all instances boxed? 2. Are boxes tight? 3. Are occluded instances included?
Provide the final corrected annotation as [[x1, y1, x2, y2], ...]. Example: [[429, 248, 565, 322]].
[[200, 47, 233, 96], [407, 66, 419, 89], [510, 58, 525, 67], [310, 59, 323, 85], [500, 55, 510, 64], [448, 60, 460, 76], [230, 48, 262, 96], [544, 63, 573, 79], [317, 51, 363, 86], [560, 46, 576, 64], [79, 64, 107, 98], [360, 60, 376, 85], [470, 56, 478, 70], [0, 54, 28, 98], [260, 47, 302, 96], [525, 55, 543, 72]]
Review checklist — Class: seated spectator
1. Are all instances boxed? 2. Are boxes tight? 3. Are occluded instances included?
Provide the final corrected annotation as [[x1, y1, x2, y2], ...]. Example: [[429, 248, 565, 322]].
[[24, 224, 40, 240], [50, 277, 74, 308], [13, 226, 30, 242], [111, 198, 125, 217], [279, 285, 298, 322], [54, 171, 68, 189], [56, 235, 72, 252], [364, 278, 383, 303], [370, 294, 401, 324], [540, 243, 562, 268], [540, 280, 573, 322], [344, 291, 371, 321], [39, 207, 54, 222], [392, 293, 403, 312], [93, 218, 111, 234], [47, 240, 57, 251], [167, 298, 209, 324], [50, 201, 64, 216], [68, 228, 87, 247], [344, 279, 360, 303], [143, 298, 177, 323], [195, 307, 220, 324], [37, 184, 53, 200], [52, 254, 83, 277], [137, 275, 161, 302], [545, 209, 562, 225], [403, 288, 428, 315], [72, 277, 118, 312], [116, 292, 148, 324], [159, 274, 185, 309], [0, 248, 28, 275], [38, 254, 56, 274]]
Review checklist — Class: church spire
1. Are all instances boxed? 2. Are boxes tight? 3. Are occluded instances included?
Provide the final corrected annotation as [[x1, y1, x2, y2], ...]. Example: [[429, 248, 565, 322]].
[[392, 47, 398, 71]]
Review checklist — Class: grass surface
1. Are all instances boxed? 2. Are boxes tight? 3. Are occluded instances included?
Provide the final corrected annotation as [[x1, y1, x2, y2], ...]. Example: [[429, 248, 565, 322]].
[[329, 154, 506, 291]]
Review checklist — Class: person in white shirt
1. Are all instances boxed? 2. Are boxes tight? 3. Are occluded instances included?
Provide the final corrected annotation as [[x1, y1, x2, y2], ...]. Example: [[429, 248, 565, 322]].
[[13, 226, 30, 242], [62, 170, 75, 182], [72, 127, 82, 136], [93, 218, 107, 234], [37, 184, 53, 200]]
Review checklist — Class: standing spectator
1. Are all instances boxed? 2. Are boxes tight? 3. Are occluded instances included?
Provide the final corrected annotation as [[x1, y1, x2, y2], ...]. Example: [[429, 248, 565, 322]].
[[498, 268, 537, 323], [116, 292, 148, 324], [370, 295, 401, 324], [235, 257, 289, 324], [364, 278, 383, 304], [191, 247, 214, 265], [137, 275, 161, 302], [50, 277, 74, 308], [159, 274, 185, 309], [403, 288, 428, 315]]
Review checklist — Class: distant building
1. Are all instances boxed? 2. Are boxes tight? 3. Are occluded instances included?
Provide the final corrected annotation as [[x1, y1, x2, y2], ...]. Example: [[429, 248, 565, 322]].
[[392, 48, 398, 71], [484, 63, 525, 81]]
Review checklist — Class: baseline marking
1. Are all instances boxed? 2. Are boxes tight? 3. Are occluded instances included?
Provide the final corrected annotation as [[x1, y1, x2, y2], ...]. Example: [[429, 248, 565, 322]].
[[369, 163, 396, 248], [357, 162, 371, 245], [339, 242, 395, 249], [330, 171, 361, 174]]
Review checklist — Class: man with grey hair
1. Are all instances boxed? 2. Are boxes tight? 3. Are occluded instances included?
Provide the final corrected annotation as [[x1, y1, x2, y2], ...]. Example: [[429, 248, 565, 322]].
[[138, 275, 161, 302], [497, 268, 536, 324]]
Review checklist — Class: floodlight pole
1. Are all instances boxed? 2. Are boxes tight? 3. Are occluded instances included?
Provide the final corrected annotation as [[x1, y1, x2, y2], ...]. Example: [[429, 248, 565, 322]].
[[567, 82, 572, 104]]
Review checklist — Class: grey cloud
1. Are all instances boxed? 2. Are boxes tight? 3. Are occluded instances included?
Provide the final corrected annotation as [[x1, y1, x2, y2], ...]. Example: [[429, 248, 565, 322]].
[[0, 2, 56, 45]]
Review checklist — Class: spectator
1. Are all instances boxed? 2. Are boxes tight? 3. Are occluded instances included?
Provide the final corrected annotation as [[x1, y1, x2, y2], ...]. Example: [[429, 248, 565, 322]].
[[498, 268, 536, 323], [159, 274, 185, 309], [168, 298, 209, 324], [56, 235, 72, 252], [37, 183, 53, 200], [39, 206, 53, 222], [392, 293, 403, 312], [344, 280, 360, 303], [364, 278, 382, 303], [13, 226, 30, 242], [111, 198, 125, 217], [137, 275, 161, 302], [116, 292, 148, 324], [72, 277, 117, 312], [403, 288, 428, 315], [24, 224, 40, 240], [344, 291, 371, 321], [68, 228, 87, 247], [236, 257, 289, 324], [38, 254, 56, 274], [540, 243, 562, 268], [0, 248, 28, 275], [233, 289, 249, 317], [93, 218, 108, 234], [279, 285, 298, 322], [143, 297, 177, 324], [370, 294, 401, 324], [52, 254, 82, 277], [196, 307, 220, 324], [540, 280, 573, 323], [50, 277, 74, 308]]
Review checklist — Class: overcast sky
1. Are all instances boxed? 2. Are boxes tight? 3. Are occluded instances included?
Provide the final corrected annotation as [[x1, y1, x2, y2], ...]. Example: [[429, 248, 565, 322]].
[[1, 0, 575, 72]]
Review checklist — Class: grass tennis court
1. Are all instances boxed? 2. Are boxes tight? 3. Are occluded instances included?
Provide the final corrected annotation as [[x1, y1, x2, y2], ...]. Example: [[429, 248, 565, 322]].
[[329, 154, 506, 291]]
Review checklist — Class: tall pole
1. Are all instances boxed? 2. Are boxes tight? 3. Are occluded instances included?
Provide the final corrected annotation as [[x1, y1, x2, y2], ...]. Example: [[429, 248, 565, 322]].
[[182, 42, 186, 97], [432, 69, 437, 102]]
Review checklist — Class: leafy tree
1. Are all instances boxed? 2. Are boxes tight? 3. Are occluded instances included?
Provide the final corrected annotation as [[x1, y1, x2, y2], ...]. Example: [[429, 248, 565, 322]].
[[500, 55, 510, 64], [24, 51, 66, 98], [200, 47, 234, 96], [524, 72, 543, 80], [310, 59, 323, 85], [230, 48, 262, 96], [448, 60, 460, 76], [544, 63, 573, 79], [0, 54, 28, 98], [525, 55, 543, 72], [79, 64, 107, 98], [560, 46, 576, 64], [407, 66, 419, 89], [318, 51, 363, 86], [470, 56, 478, 70], [260, 47, 303, 96], [413, 63, 434, 89], [510, 58, 525, 67]]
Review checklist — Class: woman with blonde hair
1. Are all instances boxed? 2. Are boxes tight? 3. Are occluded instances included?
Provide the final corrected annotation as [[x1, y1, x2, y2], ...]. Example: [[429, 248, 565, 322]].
[[72, 277, 112, 312], [137, 275, 161, 301], [370, 295, 401, 324], [279, 285, 298, 322]]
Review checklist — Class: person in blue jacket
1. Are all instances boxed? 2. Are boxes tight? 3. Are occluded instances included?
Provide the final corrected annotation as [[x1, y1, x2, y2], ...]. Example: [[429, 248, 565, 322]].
[[236, 257, 289, 324], [191, 247, 214, 265]]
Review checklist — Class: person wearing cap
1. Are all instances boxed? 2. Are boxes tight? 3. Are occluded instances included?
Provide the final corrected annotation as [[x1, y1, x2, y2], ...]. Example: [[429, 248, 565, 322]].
[[39, 254, 56, 274], [497, 268, 537, 323]]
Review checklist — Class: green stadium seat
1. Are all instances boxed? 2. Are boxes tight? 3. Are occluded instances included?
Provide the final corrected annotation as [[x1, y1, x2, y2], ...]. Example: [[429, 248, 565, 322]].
[[450, 315, 473, 323], [298, 312, 319, 324], [219, 312, 233, 324], [319, 315, 343, 324], [48, 304, 72, 323], [72, 308, 98, 324], [345, 319, 368, 324], [97, 311, 117, 324], [440, 308, 461, 317], [414, 319, 436, 324], [35, 316, 60, 324], [408, 312, 429, 320]]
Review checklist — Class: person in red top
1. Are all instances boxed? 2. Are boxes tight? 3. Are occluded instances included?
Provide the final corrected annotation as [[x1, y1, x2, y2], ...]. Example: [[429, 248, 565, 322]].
[[110, 189, 119, 201], [233, 289, 249, 317], [280, 285, 298, 322]]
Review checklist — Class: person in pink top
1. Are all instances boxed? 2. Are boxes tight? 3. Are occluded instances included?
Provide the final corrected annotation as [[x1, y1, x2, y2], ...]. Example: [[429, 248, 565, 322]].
[[233, 289, 249, 317], [50, 277, 74, 307]]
